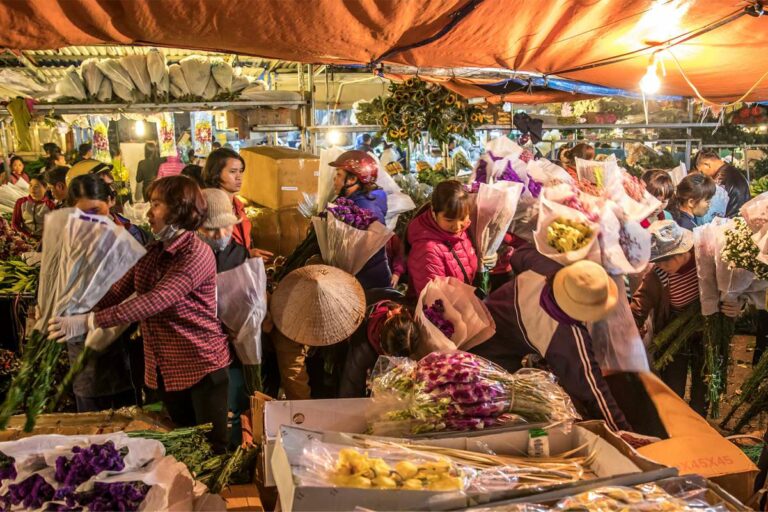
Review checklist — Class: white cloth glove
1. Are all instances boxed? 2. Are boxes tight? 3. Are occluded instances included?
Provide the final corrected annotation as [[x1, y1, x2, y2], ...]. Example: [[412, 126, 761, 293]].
[[48, 313, 95, 342], [482, 253, 499, 270]]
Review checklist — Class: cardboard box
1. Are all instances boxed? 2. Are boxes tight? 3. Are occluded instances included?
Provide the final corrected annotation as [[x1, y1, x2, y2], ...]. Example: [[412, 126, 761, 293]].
[[246, 108, 301, 128], [632, 373, 758, 503], [250, 206, 312, 257], [271, 424, 663, 512], [226, 110, 250, 137], [240, 146, 319, 210], [259, 397, 371, 486]]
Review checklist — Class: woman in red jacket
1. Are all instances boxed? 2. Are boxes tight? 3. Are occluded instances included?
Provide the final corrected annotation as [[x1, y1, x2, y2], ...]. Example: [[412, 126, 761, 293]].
[[406, 180, 477, 297], [12, 176, 55, 238]]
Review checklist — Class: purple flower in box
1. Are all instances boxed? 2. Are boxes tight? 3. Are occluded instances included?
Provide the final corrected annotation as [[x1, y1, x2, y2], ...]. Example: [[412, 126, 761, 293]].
[[0, 451, 16, 482], [5, 474, 55, 510], [497, 160, 524, 184], [422, 299, 455, 339], [54, 441, 127, 489]]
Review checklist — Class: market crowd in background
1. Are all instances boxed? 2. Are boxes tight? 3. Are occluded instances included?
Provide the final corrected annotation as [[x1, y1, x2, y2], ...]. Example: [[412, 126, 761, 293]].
[[0, 137, 765, 495]]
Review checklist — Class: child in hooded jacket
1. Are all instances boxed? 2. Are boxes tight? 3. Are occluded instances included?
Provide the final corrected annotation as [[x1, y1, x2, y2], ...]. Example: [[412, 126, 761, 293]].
[[406, 180, 477, 297]]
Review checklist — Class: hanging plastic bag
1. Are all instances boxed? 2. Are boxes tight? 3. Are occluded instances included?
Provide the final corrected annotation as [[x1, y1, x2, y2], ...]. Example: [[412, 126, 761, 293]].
[[95, 59, 134, 91], [230, 75, 250, 94], [111, 80, 135, 102], [202, 75, 219, 100], [211, 60, 234, 91], [120, 55, 151, 98], [79, 58, 104, 98], [599, 207, 651, 275], [534, 187, 600, 265], [179, 55, 211, 97], [168, 63, 190, 97], [54, 67, 87, 101], [415, 277, 496, 355], [217, 258, 268, 365], [96, 79, 112, 102], [588, 277, 650, 372], [146, 49, 169, 98]]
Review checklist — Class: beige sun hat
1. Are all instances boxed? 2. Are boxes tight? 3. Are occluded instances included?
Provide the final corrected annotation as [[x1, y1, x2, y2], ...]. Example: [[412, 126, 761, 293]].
[[648, 220, 694, 262], [270, 265, 366, 346], [552, 260, 618, 323], [201, 188, 239, 229]]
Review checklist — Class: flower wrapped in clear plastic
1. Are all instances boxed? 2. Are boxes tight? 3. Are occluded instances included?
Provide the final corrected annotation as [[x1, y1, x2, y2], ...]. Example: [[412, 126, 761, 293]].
[[534, 185, 601, 266], [414, 277, 495, 355], [312, 199, 393, 276], [471, 181, 524, 289], [0, 209, 146, 430], [367, 352, 579, 437]]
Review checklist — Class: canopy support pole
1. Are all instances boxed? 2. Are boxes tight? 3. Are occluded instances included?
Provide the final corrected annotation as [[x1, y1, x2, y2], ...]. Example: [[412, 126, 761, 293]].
[[308, 64, 316, 154], [685, 99, 694, 169]]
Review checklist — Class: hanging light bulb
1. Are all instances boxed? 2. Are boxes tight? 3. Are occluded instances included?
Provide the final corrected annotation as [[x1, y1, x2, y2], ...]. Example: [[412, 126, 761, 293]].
[[134, 120, 146, 137], [326, 129, 344, 146], [640, 55, 661, 95]]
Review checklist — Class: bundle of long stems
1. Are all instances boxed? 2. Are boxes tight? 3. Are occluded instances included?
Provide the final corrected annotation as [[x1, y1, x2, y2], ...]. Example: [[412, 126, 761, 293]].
[[651, 302, 702, 371], [721, 351, 768, 428], [703, 312, 734, 419], [358, 438, 595, 485]]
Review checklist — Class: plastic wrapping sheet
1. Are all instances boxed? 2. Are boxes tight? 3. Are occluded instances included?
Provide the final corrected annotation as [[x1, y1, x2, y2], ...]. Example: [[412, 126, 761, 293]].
[[312, 214, 393, 276], [534, 188, 600, 266], [34, 208, 147, 330], [599, 207, 650, 276], [367, 353, 578, 437], [0, 432, 209, 511], [54, 67, 86, 101], [414, 277, 496, 354], [472, 181, 523, 261], [168, 63, 190, 97], [80, 58, 104, 98], [179, 55, 211, 97], [211, 59, 234, 91], [316, 147, 344, 213], [217, 258, 268, 365], [120, 54, 151, 98]]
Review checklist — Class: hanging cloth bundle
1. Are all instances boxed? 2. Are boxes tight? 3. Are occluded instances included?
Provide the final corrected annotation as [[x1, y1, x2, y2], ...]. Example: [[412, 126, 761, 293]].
[[7, 97, 33, 152]]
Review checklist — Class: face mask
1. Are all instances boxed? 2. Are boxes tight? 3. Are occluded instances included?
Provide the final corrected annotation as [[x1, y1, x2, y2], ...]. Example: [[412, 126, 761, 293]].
[[153, 224, 181, 242], [199, 233, 231, 252]]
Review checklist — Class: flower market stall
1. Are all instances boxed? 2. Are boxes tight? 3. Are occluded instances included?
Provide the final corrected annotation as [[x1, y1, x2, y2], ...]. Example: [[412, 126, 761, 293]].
[[0, 1, 767, 510]]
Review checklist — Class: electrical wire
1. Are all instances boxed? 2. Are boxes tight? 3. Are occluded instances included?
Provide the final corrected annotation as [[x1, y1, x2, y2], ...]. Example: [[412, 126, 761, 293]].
[[548, 6, 745, 76], [667, 48, 768, 107]]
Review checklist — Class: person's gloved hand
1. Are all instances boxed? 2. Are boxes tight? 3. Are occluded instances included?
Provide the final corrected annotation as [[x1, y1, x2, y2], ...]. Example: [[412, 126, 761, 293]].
[[720, 299, 743, 318], [482, 253, 498, 270], [48, 313, 95, 342]]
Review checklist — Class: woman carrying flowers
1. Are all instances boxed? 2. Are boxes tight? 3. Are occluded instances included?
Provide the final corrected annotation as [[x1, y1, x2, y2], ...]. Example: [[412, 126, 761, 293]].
[[406, 180, 478, 297], [630, 220, 740, 417], [330, 150, 391, 289]]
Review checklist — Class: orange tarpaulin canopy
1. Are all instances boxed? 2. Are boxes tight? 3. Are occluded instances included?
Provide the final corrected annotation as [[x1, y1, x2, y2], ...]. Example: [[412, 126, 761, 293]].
[[2, 0, 768, 102]]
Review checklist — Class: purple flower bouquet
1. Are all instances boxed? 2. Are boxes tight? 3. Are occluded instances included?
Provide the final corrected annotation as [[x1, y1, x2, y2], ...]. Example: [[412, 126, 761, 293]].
[[312, 199, 393, 275], [422, 300, 455, 339], [368, 351, 579, 435]]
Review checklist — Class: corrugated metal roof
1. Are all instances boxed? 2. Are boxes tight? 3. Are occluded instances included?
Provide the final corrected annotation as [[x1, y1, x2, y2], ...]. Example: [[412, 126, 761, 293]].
[[0, 44, 299, 84]]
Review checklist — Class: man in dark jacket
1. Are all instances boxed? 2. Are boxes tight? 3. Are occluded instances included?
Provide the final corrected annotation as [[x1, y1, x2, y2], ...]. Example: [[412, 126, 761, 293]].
[[695, 149, 750, 218], [470, 242, 632, 432]]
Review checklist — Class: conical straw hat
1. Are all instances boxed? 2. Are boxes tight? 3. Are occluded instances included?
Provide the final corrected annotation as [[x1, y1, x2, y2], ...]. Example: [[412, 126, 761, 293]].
[[270, 265, 366, 346]]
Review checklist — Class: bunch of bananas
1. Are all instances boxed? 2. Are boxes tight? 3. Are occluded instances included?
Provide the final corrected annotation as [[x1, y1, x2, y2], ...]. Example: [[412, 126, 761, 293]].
[[0, 260, 39, 295], [329, 448, 462, 491], [355, 78, 482, 148]]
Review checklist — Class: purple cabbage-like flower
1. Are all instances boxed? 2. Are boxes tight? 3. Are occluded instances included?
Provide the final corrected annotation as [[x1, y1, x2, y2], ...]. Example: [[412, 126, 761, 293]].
[[327, 197, 377, 230], [474, 160, 488, 184], [75, 481, 150, 512], [497, 160, 524, 184], [487, 151, 504, 162], [0, 451, 16, 482], [54, 441, 127, 490], [4, 474, 55, 510], [422, 299, 455, 339], [527, 177, 543, 198]]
